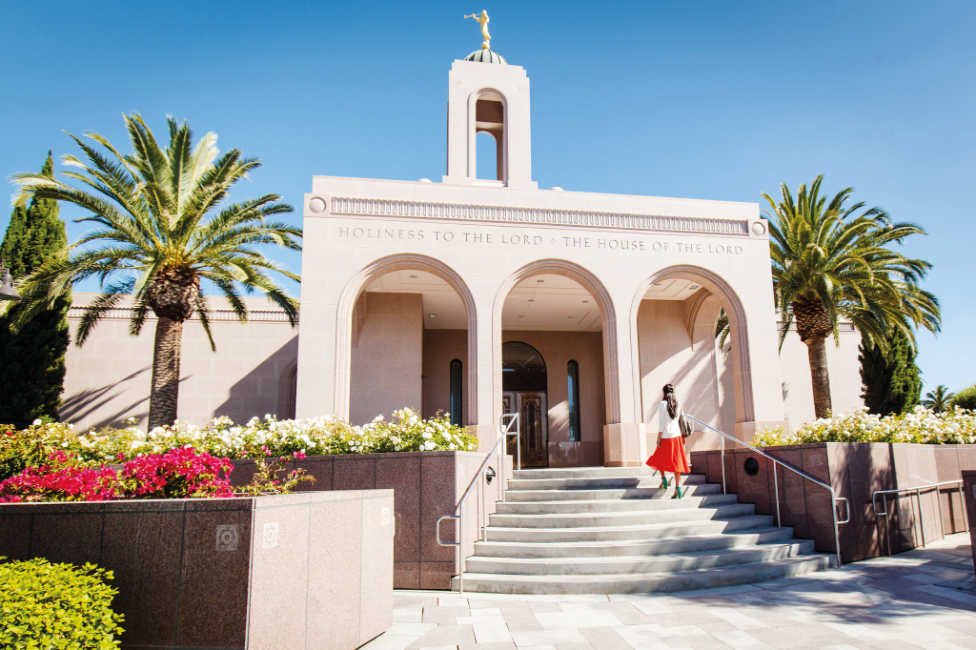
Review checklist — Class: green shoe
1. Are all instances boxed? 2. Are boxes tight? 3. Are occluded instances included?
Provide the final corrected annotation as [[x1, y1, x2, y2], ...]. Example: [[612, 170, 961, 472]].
[[660, 475, 669, 489], [671, 486, 683, 499]]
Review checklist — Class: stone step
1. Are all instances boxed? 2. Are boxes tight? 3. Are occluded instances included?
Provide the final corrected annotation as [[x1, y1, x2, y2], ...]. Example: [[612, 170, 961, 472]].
[[495, 493, 738, 514], [488, 503, 756, 529], [473, 526, 797, 558], [503, 483, 720, 502], [484, 513, 775, 543], [506, 473, 706, 491], [513, 466, 655, 480], [464, 540, 816, 575], [453, 554, 833, 594]]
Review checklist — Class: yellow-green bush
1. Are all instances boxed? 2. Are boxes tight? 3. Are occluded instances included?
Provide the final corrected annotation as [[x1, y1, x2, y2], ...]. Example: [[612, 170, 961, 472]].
[[0, 556, 125, 648], [753, 406, 976, 447]]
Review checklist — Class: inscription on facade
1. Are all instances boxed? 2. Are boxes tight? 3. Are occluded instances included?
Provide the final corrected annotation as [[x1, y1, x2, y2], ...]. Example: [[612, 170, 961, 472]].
[[333, 225, 745, 256]]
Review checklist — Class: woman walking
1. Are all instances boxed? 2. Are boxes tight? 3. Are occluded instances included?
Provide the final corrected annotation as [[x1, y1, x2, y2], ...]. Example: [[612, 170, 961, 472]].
[[645, 384, 691, 498]]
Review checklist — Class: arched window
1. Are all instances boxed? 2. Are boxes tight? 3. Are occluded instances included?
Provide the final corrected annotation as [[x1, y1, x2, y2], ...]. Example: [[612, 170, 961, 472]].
[[449, 359, 463, 426], [567, 360, 581, 442]]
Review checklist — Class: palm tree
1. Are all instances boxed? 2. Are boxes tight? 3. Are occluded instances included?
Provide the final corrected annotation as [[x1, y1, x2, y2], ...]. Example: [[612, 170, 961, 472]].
[[13, 114, 301, 429], [766, 176, 940, 419], [922, 385, 954, 413]]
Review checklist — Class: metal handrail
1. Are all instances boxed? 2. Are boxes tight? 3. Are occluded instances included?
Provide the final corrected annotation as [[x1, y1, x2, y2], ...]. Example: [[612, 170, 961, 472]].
[[686, 415, 850, 566], [872, 479, 968, 555], [435, 412, 519, 593]]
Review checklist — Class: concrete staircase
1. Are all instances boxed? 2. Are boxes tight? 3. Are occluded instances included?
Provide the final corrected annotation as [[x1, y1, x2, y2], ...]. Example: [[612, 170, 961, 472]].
[[453, 466, 833, 594]]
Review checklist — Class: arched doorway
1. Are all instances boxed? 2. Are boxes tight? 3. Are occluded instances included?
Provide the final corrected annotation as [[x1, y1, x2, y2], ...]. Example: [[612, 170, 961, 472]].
[[503, 341, 548, 468], [335, 254, 478, 425]]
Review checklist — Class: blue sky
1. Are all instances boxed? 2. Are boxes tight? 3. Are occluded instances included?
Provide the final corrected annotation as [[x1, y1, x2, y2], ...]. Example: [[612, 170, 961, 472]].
[[2, 1, 974, 394]]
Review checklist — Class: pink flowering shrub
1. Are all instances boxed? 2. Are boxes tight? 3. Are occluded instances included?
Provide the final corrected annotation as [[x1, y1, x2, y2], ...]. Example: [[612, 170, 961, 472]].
[[0, 451, 120, 503], [0, 447, 234, 503], [118, 447, 234, 499]]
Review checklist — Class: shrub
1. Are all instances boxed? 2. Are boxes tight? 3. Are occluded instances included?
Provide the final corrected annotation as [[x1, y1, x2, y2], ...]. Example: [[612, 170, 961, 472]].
[[0, 447, 234, 503], [753, 406, 976, 446], [0, 421, 76, 480], [952, 384, 976, 411], [0, 556, 125, 648], [1, 409, 477, 476]]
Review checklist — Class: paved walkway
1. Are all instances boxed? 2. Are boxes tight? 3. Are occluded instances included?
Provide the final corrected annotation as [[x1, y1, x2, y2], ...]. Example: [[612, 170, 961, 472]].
[[363, 533, 976, 649]]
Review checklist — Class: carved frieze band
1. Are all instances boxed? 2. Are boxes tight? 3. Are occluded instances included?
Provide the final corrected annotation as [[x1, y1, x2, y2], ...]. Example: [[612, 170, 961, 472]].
[[67, 307, 296, 323], [327, 197, 752, 237]]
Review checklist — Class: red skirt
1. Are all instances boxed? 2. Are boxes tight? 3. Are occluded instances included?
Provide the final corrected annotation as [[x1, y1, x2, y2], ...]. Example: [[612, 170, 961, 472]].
[[645, 436, 690, 474]]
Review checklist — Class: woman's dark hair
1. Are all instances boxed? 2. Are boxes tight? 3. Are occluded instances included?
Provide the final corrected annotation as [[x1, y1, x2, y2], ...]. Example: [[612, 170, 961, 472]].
[[662, 383, 679, 420]]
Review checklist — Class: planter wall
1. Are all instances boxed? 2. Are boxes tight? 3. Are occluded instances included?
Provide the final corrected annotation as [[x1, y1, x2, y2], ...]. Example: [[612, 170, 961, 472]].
[[690, 443, 976, 562], [963, 470, 976, 573], [0, 490, 393, 650], [232, 450, 511, 589]]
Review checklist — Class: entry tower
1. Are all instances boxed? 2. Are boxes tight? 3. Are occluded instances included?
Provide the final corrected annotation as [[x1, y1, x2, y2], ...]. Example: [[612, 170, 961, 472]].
[[443, 41, 537, 189]]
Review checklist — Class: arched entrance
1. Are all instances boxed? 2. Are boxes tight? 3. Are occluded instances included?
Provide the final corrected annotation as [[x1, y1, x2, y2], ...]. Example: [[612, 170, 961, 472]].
[[494, 260, 618, 467], [503, 341, 548, 468], [631, 265, 754, 447]]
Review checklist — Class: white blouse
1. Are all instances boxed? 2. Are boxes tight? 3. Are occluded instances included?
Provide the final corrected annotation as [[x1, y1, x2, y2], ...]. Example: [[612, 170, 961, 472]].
[[658, 400, 682, 439]]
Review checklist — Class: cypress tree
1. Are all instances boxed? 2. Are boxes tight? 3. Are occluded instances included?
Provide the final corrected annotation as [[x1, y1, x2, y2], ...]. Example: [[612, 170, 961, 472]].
[[0, 152, 70, 427], [859, 326, 922, 416]]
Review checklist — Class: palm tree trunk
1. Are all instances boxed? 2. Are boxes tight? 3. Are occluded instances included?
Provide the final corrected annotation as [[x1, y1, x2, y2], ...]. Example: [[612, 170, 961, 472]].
[[805, 335, 832, 419], [149, 316, 183, 429]]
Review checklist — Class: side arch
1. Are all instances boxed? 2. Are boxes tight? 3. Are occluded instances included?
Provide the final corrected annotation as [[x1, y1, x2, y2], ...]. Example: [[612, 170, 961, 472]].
[[491, 259, 620, 428], [630, 265, 755, 426], [335, 254, 478, 424]]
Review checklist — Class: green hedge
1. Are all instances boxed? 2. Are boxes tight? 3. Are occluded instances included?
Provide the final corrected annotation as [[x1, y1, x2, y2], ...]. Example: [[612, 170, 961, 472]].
[[952, 384, 976, 411], [0, 556, 125, 648]]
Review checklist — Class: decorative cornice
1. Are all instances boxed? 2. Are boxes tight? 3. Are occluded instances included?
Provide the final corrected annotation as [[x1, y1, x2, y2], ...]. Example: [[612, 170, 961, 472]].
[[67, 307, 296, 323], [325, 197, 753, 237]]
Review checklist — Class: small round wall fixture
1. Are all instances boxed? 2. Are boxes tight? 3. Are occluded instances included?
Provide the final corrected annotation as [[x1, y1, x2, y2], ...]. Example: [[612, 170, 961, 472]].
[[308, 196, 327, 214], [751, 221, 767, 236], [744, 457, 760, 476]]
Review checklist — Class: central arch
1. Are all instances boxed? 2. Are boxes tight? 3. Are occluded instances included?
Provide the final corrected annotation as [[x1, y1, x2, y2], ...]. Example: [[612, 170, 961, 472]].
[[335, 253, 478, 424], [492, 259, 620, 457]]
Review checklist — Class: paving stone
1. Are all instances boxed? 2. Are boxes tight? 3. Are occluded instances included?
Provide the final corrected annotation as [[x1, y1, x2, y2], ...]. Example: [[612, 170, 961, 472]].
[[510, 628, 590, 647], [424, 607, 472, 624], [578, 626, 634, 649], [472, 619, 513, 644], [407, 624, 476, 648]]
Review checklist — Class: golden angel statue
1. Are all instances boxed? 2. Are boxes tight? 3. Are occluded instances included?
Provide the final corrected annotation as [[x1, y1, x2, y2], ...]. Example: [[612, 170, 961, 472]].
[[464, 10, 491, 50]]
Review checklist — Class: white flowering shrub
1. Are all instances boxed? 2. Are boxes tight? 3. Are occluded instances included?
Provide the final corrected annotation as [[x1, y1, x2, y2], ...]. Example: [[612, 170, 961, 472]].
[[2, 409, 477, 474], [753, 406, 976, 447]]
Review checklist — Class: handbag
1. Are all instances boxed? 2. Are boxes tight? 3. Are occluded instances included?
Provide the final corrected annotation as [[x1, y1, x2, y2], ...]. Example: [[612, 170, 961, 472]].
[[678, 411, 693, 438]]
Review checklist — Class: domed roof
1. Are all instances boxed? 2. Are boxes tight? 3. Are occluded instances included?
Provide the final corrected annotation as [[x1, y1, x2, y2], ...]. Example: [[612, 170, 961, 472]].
[[464, 48, 507, 64]]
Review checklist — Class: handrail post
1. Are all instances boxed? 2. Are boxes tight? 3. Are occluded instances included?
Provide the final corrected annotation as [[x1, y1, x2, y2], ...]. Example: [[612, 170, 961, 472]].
[[516, 419, 521, 470], [961, 484, 971, 531], [883, 494, 891, 556], [458, 502, 464, 594], [720, 437, 726, 495], [773, 463, 781, 527], [936, 485, 945, 541], [832, 493, 842, 566], [917, 488, 925, 547]]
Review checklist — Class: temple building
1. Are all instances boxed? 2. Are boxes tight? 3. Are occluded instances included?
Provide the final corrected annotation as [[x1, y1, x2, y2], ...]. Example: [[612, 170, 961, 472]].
[[61, 38, 863, 467]]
